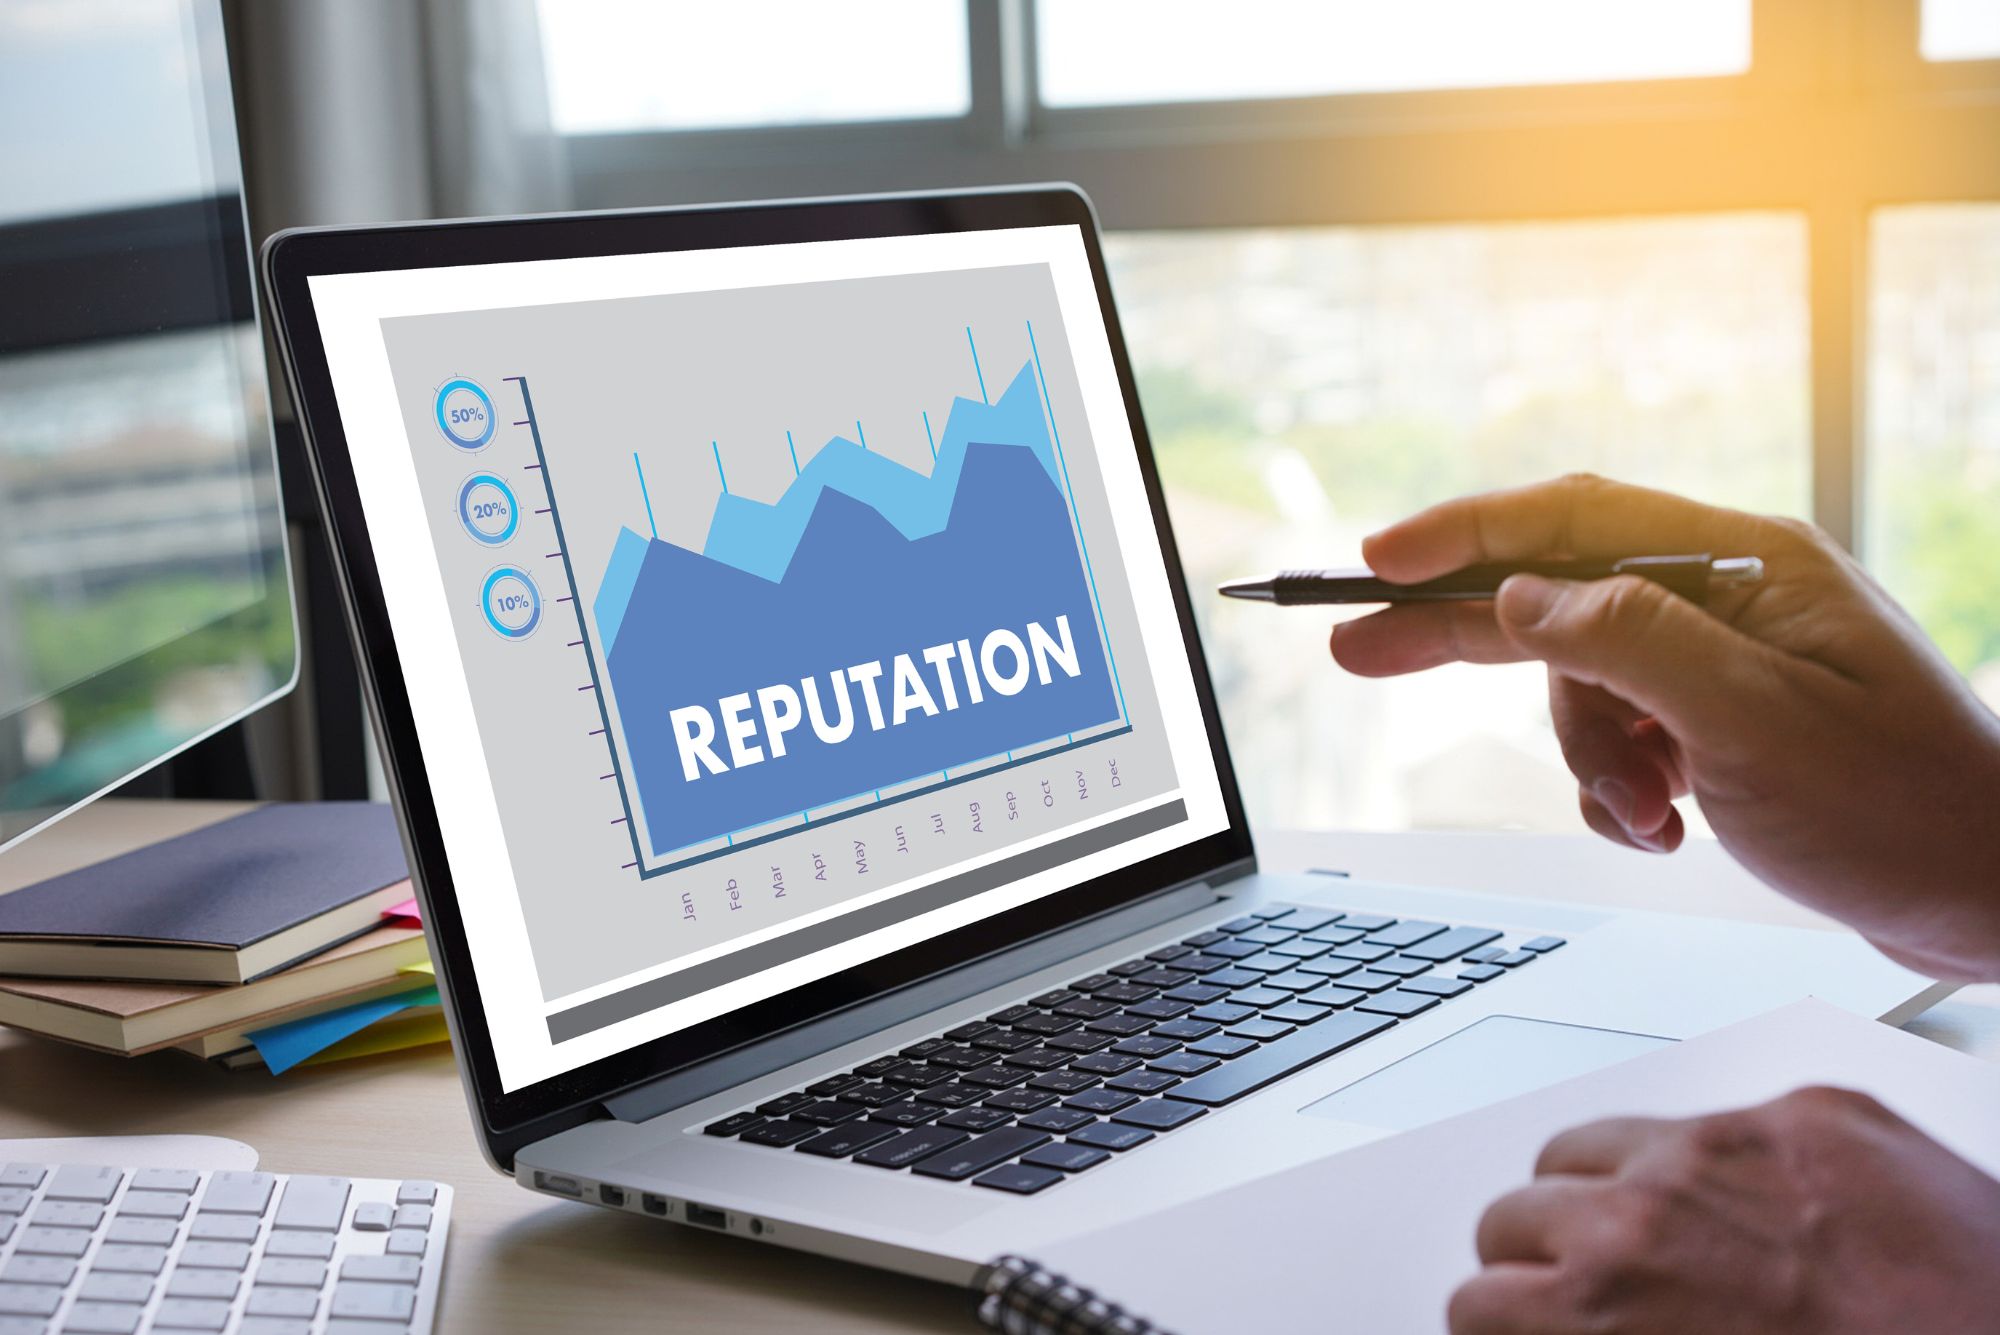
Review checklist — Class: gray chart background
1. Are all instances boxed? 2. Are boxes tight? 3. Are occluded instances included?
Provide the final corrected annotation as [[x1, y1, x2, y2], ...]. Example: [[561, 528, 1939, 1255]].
[[381, 262, 1185, 1003]]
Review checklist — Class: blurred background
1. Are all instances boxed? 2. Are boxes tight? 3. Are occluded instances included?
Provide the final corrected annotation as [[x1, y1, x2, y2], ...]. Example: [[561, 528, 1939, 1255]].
[[49, 0, 2000, 839]]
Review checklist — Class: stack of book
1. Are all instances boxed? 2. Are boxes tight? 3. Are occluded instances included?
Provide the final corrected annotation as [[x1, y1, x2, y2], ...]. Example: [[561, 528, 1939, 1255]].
[[0, 803, 447, 1073]]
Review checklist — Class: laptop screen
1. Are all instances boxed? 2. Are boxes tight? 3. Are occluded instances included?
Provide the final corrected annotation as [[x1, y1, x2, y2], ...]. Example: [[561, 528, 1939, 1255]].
[[307, 222, 1232, 1092]]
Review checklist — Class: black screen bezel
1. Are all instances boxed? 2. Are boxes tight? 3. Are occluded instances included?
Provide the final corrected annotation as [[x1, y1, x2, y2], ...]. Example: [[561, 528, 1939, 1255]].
[[262, 186, 1253, 1168]]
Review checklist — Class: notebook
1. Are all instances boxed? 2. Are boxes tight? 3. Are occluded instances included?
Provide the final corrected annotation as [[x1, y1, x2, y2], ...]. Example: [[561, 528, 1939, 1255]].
[[972, 1000, 2000, 1334], [0, 801, 411, 982], [0, 922, 429, 1054]]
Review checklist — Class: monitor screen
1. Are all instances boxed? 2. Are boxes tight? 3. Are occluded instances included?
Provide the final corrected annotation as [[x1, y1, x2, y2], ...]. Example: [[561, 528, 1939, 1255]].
[[0, 0, 297, 849], [306, 224, 1231, 1091]]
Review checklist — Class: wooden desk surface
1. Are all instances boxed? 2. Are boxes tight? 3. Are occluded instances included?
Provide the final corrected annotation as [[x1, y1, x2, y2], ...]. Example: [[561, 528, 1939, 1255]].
[[2, 805, 1993, 1333]]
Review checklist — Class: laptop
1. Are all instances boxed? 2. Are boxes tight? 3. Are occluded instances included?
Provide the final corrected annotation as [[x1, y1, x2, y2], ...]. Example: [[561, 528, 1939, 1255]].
[[262, 185, 1945, 1288]]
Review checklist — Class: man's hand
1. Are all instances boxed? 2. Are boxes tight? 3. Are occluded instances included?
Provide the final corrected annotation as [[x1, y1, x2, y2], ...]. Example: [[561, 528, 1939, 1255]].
[[1448, 1086, 2000, 1334], [1328, 474, 2000, 982]]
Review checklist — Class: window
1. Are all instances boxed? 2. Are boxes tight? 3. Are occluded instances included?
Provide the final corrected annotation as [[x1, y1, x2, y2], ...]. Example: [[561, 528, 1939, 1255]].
[[543, 2, 2000, 835], [1867, 204, 2000, 705], [1922, 0, 2000, 61], [535, 1, 969, 133], [1109, 216, 1808, 830], [1037, 0, 1751, 107]]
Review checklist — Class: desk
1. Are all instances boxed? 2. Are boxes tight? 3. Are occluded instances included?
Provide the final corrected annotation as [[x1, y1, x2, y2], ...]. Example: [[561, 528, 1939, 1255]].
[[2, 804, 1994, 1333]]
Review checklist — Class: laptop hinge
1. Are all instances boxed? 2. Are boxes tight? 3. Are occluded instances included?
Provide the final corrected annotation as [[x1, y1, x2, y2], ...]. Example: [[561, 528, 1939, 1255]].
[[600, 876, 1228, 1125]]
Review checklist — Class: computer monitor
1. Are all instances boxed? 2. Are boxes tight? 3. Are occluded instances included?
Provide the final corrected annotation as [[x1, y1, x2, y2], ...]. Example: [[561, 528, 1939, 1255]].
[[0, 0, 296, 851]]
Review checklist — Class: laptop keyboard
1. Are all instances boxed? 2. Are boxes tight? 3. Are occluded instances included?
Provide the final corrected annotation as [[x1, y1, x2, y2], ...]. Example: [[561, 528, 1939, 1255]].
[[702, 903, 1565, 1195]]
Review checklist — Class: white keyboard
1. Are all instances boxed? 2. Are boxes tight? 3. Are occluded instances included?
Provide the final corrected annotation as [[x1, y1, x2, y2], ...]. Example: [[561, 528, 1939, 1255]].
[[0, 1162, 450, 1335]]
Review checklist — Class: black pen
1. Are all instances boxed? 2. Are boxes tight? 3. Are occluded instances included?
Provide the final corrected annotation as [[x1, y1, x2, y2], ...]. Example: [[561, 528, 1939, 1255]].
[[1218, 554, 1765, 607]]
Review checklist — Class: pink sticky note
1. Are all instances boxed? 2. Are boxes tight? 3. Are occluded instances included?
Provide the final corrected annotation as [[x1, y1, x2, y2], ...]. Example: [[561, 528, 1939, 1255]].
[[382, 897, 421, 923]]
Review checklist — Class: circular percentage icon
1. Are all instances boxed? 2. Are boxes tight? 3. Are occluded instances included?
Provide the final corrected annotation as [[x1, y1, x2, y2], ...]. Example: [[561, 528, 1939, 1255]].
[[480, 566, 541, 640], [435, 377, 495, 450], [456, 472, 519, 546]]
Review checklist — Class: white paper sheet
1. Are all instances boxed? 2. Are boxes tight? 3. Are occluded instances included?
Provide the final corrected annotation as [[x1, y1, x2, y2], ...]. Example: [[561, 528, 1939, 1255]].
[[1031, 1000, 2000, 1334]]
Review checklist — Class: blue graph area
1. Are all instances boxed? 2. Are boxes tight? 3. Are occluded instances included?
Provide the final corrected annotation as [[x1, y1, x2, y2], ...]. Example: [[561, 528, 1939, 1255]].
[[593, 361, 1122, 859]]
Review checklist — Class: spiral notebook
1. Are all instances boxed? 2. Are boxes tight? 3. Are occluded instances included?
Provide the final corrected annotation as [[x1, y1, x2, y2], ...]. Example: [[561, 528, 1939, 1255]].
[[964, 999, 2000, 1335]]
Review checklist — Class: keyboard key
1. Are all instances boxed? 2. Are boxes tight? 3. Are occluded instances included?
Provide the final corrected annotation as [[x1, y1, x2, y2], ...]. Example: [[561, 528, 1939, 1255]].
[[971, 1164, 1064, 1195], [1082, 1015, 1151, 1037], [45, 1165, 122, 1203], [852, 1127, 968, 1167], [1068, 1122, 1154, 1152], [1261, 970, 1324, 992], [1019, 1108, 1096, 1134], [1399, 926, 1504, 962], [165, 1270, 239, 1300], [1189, 1003, 1255, 1026], [329, 1282, 416, 1322], [0, 1283, 61, 1316], [1264, 1002, 1332, 1026], [1149, 1018, 1220, 1041], [1369, 957, 1434, 978], [1104, 1071, 1180, 1095], [1042, 1031, 1111, 1054], [77, 1272, 152, 1303], [1110, 1035, 1179, 1058], [1171, 1011, 1399, 1106], [1335, 913, 1395, 931], [385, 1229, 427, 1257], [1106, 961, 1152, 978], [0, 1258, 72, 1286], [900, 1036, 951, 1057], [1269, 940, 1330, 959], [1338, 971, 1403, 993], [185, 1213, 259, 1242], [152, 1296, 234, 1329], [805, 1073, 862, 1097], [792, 1099, 867, 1124], [0, 1189, 26, 1215], [1463, 946, 1507, 964], [938, 1107, 1014, 1133], [244, 1287, 319, 1319], [1227, 1018, 1295, 1042], [910, 1128, 1051, 1181], [1226, 988, 1290, 1009], [1111, 1099, 1207, 1131], [1201, 968, 1266, 989], [396, 1180, 438, 1207], [129, 1169, 198, 1195], [1185, 1034, 1257, 1058], [754, 1091, 814, 1117], [1269, 910, 1340, 932], [1522, 935, 1567, 953], [1022, 1141, 1111, 1172], [1030, 989, 1080, 1009], [1161, 984, 1228, 1006], [238, 1317, 312, 1335], [1148, 1052, 1219, 1076], [263, 1232, 336, 1259], [1092, 984, 1155, 1005], [1203, 939, 1263, 961], [1305, 926, 1366, 946], [916, 1083, 990, 1108], [1495, 950, 1539, 967], [1000, 1047, 1072, 1072], [177, 1243, 251, 1271], [1145, 944, 1194, 962], [339, 1255, 421, 1283], [955, 1067, 1031, 1091], [16, 1227, 89, 1257], [926, 1045, 995, 1071], [1130, 968, 1195, 989], [1064, 1088, 1137, 1114], [1459, 963, 1506, 982], [348, 1203, 394, 1232], [1298, 956, 1361, 978], [1179, 930, 1227, 948], [0, 1167, 43, 1191], [59, 1301, 140, 1333], [1236, 951, 1298, 973], [91, 1246, 168, 1275], [981, 1087, 1058, 1113], [1052, 998, 1118, 1020], [974, 1031, 1040, 1053], [795, 1123, 897, 1159], [1367, 920, 1449, 949], [1070, 1052, 1140, 1076], [196, 1172, 273, 1215], [1329, 942, 1393, 963], [1402, 975, 1474, 998], [30, 1201, 101, 1229], [1027, 1070, 1102, 1095], [1217, 915, 1261, 932], [844, 1082, 902, 1107], [1013, 1013, 1079, 1036], [1299, 985, 1366, 1009], [1067, 973, 1118, 992], [1235, 927, 1295, 946], [856, 1055, 903, 1077], [738, 1120, 820, 1148], [1359, 990, 1443, 1018]]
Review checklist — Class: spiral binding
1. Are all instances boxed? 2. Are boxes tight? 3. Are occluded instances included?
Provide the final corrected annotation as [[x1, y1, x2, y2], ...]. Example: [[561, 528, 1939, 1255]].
[[973, 1254, 1174, 1335]]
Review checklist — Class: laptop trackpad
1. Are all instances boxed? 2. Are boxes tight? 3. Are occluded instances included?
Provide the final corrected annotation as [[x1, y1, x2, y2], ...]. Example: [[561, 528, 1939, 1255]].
[[1300, 1015, 1673, 1132]]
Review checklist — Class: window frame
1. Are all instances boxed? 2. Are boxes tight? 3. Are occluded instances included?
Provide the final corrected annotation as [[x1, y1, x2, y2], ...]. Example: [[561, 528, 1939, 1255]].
[[558, 0, 2000, 553]]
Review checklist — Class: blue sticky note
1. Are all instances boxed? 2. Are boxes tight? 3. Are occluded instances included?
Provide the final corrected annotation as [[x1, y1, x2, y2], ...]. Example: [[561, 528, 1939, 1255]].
[[247, 985, 441, 1075]]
